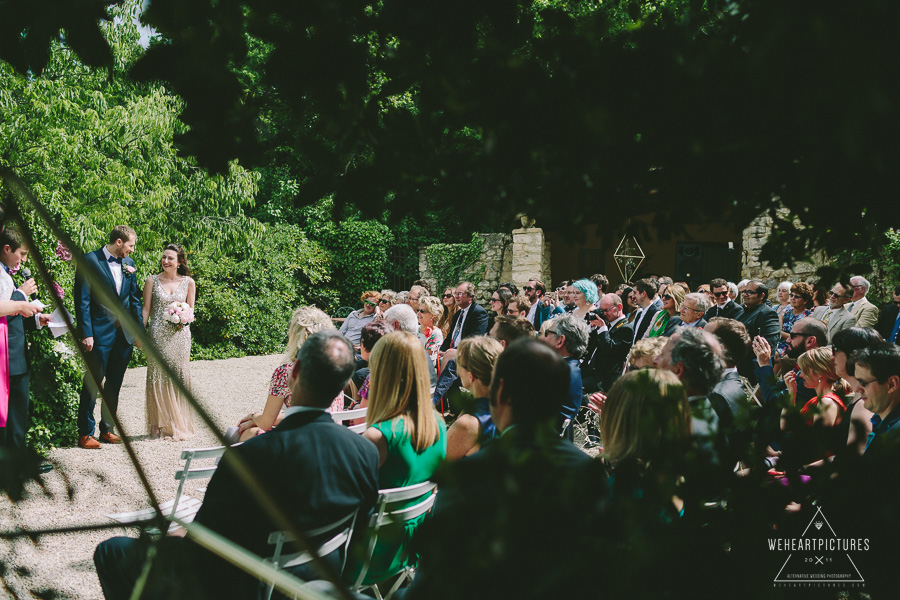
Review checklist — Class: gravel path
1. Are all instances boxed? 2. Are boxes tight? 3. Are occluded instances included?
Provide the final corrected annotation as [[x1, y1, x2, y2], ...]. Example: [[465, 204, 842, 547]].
[[0, 354, 283, 599]]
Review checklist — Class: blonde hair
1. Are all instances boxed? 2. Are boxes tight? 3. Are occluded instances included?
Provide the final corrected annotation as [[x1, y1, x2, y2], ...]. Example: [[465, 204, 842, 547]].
[[366, 331, 442, 451], [627, 337, 668, 367], [457, 336, 504, 386], [666, 284, 686, 311], [798, 347, 852, 397], [601, 369, 691, 464], [284, 306, 335, 363], [418, 295, 443, 320]]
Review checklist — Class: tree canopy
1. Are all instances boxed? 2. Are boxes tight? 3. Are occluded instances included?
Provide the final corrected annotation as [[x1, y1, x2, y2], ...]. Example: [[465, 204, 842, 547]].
[[1, 0, 898, 268]]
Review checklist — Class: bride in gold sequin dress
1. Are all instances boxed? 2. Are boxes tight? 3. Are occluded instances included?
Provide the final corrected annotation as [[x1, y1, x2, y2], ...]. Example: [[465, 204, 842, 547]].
[[142, 244, 196, 439]]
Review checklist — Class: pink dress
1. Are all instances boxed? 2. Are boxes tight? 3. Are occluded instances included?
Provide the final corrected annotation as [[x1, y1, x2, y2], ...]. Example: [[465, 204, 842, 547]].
[[258, 362, 344, 434], [0, 268, 14, 428]]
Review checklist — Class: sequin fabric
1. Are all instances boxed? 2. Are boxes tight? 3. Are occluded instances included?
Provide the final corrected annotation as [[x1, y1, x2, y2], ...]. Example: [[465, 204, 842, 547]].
[[145, 275, 195, 439]]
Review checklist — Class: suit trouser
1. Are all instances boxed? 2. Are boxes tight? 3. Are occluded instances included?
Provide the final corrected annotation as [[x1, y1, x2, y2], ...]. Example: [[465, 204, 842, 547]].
[[2, 371, 30, 449], [78, 331, 133, 436]]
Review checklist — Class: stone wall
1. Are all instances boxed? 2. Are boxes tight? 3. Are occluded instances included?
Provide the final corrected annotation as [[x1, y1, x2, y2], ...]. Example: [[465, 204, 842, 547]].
[[511, 227, 552, 289], [418, 233, 513, 304], [741, 211, 824, 288]]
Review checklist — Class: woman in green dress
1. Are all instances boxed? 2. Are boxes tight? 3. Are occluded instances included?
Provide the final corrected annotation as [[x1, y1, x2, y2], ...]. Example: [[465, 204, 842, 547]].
[[358, 330, 447, 584]]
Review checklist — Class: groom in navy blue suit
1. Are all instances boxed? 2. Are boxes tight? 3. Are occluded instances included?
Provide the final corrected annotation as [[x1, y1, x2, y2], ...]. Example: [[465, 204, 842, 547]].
[[74, 226, 143, 449]]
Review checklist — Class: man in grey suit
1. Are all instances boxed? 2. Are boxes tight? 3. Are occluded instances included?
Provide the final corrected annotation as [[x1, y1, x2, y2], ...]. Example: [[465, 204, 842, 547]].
[[736, 281, 780, 384], [849, 275, 879, 329], [811, 280, 857, 343]]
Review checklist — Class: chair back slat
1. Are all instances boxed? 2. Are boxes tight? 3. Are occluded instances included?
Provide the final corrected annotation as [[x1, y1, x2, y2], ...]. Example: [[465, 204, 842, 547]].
[[332, 406, 367, 423]]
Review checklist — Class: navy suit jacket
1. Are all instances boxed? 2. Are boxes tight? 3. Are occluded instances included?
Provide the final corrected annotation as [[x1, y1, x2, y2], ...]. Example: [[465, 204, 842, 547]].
[[6, 288, 37, 376], [74, 249, 143, 346], [193, 410, 380, 598], [737, 304, 780, 382], [440, 302, 489, 351], [704, 300, 744, 322]]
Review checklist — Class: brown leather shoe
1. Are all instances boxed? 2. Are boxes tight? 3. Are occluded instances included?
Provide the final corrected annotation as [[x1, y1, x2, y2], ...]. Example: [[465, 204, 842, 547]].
[[79, 435, 101, 449], [98, 432, 122, 444]]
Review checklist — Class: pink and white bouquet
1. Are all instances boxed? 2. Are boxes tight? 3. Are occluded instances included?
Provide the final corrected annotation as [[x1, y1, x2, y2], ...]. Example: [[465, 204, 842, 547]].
[[164, 302, 195, 329]]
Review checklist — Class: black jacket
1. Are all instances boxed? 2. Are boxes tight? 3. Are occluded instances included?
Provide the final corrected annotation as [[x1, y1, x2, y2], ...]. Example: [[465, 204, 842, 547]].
[[440, 303, 490, 351], [583, 319, 634, 392], [705, 300, 744, 323]]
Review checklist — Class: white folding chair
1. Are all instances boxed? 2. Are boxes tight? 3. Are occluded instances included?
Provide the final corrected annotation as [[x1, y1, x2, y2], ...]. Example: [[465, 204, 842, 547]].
[[350, 481, 438, 600], [263, 510, 359, 600], [331, 406, 368, 434]]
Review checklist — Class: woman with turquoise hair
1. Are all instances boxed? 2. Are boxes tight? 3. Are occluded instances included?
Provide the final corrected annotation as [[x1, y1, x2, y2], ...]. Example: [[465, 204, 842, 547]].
[[571, 278, 599, 320]]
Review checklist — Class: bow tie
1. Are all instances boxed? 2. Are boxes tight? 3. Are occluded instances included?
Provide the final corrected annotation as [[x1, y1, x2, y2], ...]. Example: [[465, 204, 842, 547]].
[[107, 255, 123, 265]]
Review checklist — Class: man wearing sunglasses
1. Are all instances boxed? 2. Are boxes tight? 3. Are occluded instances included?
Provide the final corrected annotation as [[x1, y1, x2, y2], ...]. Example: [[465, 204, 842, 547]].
[[704, 278, 744, 322], [810, 280, 857, 343]]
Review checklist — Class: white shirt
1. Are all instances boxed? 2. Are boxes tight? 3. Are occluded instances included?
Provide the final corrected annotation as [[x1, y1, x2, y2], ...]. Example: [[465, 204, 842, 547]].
[[451, 305, 470, 348], [102, 247, 123, 295], [527, 300, 539, 324]]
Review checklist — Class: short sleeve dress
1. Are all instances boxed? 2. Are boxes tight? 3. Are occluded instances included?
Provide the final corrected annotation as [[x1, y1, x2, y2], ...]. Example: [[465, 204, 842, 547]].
[[355, 414, 446, 584]]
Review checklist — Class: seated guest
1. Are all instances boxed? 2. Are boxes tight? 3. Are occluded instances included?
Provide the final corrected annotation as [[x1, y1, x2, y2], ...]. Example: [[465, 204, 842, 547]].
[[875, 285, 900, 342], [810, 280, 857, 343], [445, 336, 504, 460], [626, 337, 668, 371], [380, 304, 437, 386], [776, 282, 814, 357], [439, 281, 490, 362], [487, 287, 513, 333], [704, 318, 752, 434], [590, 273, 610, 298], [417, 295, 444, 366], [379, 289, 396, 311], [498, 281, 518, 296], [774, 281, 793, 317], [736, 280, 780, 384], [405, 285, 427, 312], [672, 292, 709, 330], [489, 314, 536, 348], [340, 290, 380, 348], [647, 284, 685, 338], [832, 327, 882, 453], [394, 291, 409, 306], [570, 279, 599, 320], [351, 320, 394, 399], [600, 368, 691, 514], [654, 328, 724, 443], [354, 331, 447, 585], [851, 342, 900, 455], [705, 278, 744, 321], [436, 287, 459, 339], [539, 313, 589, 438], [582, 293, 634, 393], [95, 331, 379, 599], [506, 294, 532, 318], [787, 347, 849, 428], [237, 307, 342, 441], [407, 338, 603, 600]]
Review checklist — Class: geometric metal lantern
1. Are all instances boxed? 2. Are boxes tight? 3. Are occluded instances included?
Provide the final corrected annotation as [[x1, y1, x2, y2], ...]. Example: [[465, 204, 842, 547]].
[[613, 235, 645, 282]]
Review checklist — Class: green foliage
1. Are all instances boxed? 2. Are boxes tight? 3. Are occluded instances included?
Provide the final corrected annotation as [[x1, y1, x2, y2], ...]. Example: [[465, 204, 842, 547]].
[[425, 234, 487, 293], [828, 229, 900, 306], [189, 223, 334, 359], [324, 220, 394, 305], [26, 336, 82, 454]]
